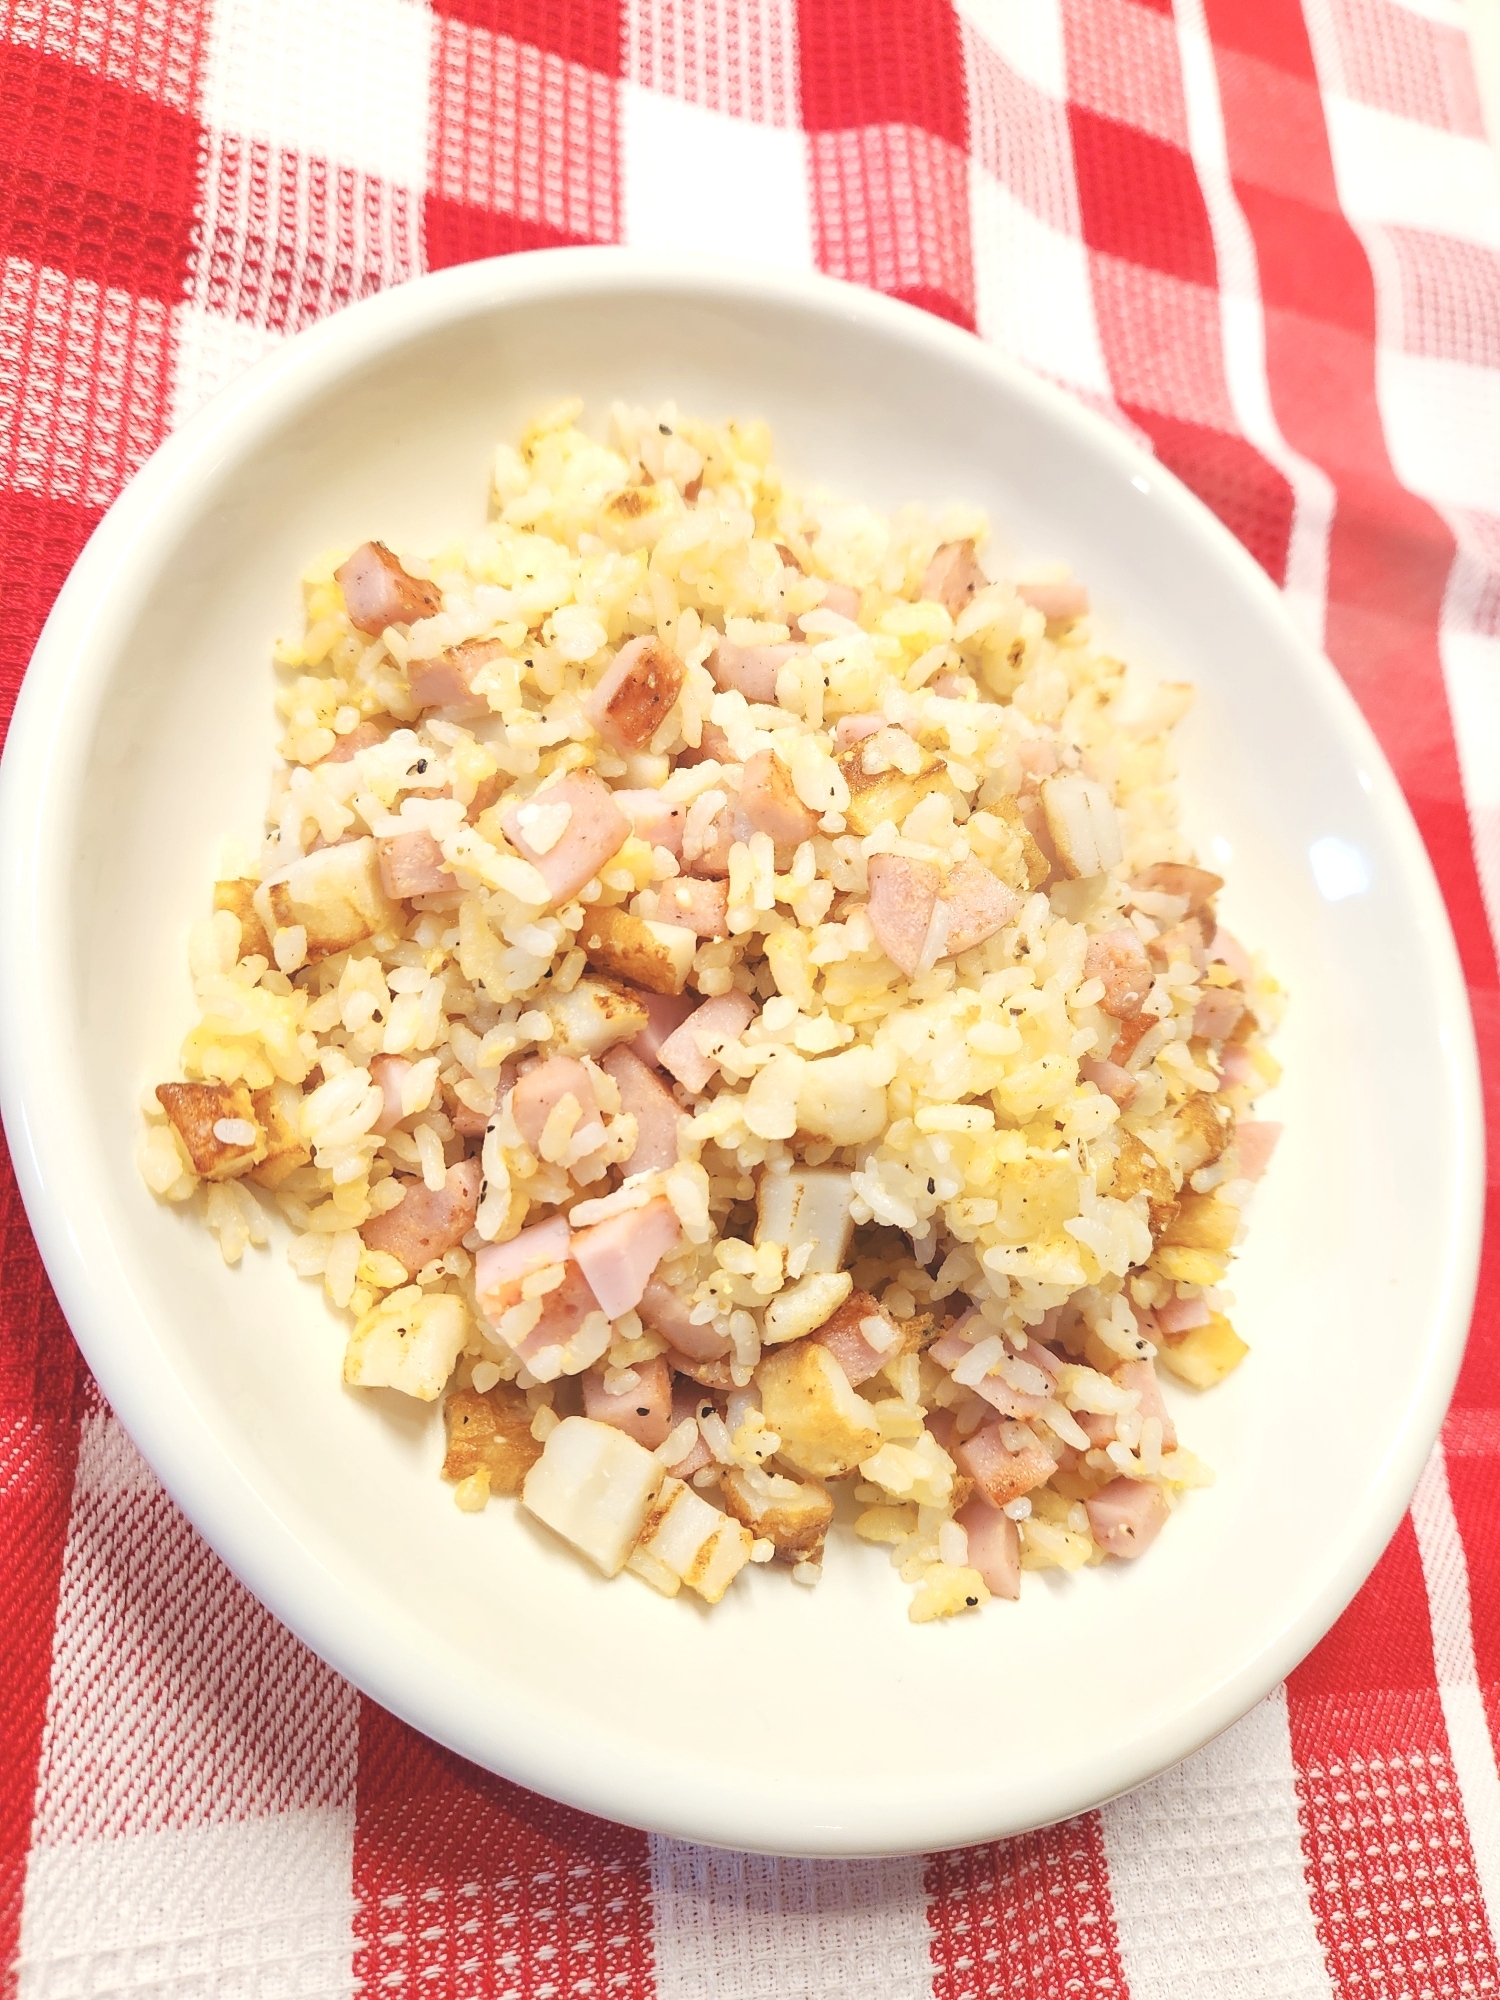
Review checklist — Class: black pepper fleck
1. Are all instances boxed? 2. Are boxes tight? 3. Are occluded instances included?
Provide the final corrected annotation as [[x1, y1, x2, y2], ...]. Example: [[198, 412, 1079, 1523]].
[[659, 423, 672, 435], [965, 1596, 978, 1607], [927, 1179, 936, 1194], [415, 758, 428, 774], [636, 1406, 649, 1417]]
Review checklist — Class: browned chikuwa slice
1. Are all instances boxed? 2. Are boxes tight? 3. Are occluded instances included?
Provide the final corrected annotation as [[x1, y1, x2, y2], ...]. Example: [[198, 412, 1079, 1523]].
[[442, 1383, 543, 1494]]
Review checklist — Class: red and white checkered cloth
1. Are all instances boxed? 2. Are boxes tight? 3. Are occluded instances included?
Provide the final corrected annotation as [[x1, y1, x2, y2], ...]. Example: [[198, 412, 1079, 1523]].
[[3, 0, 1499, 1992]]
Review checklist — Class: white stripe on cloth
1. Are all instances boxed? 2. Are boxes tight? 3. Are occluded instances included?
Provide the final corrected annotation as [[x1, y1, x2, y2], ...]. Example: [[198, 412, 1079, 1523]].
[[1100, 1689, 1336, 2000], [17, 1412, 360, 1999], [647, 1842, 933, 2000], [1410, 1444, 1500, 1949], [199, 0, 433, 194], [621, 82, 814, 268], [1172, 0, 1336, 648]]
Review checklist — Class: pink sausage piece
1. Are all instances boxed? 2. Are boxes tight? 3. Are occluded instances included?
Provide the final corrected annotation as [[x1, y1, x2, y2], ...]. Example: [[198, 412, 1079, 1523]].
[[511, 1056, 603, 1158], [474, 1215, 572, 1321], [407, 640, 503, 714], [656, 992, 757, 1095], [867, 854, 941, 980], [359, 1160, 480, 1278], [639, 1275, 731, 1364], [582, 1354, 673, 1450], [1015, 739, 1059, 778], [584, 636, 685, 751], [737, 749, 817, 851], [942, 857, 1020, 956], [646, 876, 729, 940], [336, 542, 441, 634], [1154, 1291, 1212, 1336], [571, 1194, 681, 1319], [921, 540, 987, 617], [370, 1053, 412, 1135], [1193, 987, 1246, 1042], [515, 1261, 604, 1362], [955, 1494, 1021, 1601], [1084, 930, 1154, 1019], [611, 789, 686, 857], [832, 713, 887, 751], [1218, 1045, 1257, 1090], [1235, 1121, 1282, 1181], [501, 770, 630, 907], [952, 1423, 1056, 1509], [377, 829, 457, 899], [1016, 580, 1089, 625], [1086, 1477, 1170, 1559], [627, 986, 698, 1066], [600, 1045, 682, 1174], [321, 718, 394, 765], [708, 641, 797, 705], [1113, 1357, 1177, 1452], [1079, 1056, 1138, 1109]]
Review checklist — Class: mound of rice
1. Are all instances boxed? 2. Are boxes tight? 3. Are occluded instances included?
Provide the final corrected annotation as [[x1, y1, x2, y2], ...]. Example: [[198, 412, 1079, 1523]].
[[141, 397, 1283, 1620]]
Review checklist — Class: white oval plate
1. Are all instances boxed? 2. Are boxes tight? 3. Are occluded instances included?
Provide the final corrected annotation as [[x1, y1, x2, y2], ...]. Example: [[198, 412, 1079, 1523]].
[[0, 251, 1481, 1857]]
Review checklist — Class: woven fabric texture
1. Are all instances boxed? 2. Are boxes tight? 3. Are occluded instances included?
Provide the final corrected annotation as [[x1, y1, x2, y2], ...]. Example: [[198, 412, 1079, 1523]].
[[2, 0, 1500, 1993]]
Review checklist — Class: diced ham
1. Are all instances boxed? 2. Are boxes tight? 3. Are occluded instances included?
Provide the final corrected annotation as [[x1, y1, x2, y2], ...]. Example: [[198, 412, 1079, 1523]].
[[1084, 929, 1154, 1018], [1193, 987, 1245, 1042], [833, 713, 887, 750], [867, 855, 1016, 978], [682, 799, 738, 878], [1209, 928, 1253, 982], [377, 829, 457, 899], [820, 582, 861, 621], [738, 750, 817, 851], [811, 1289, 901, 1388], [511, 1056, 604, 1158], [942, 857, 1020, 955], [572, 1194, 681, 1319], [1235, 1120, 1282, 1181], [708, 641, 796, 705], [1218, 1044, 1257, 1090], [582, 1354, 673, 1449], [1150, 917, 1208, 972], [639, 1275, 731, 1363], [335, 542, 440, 634], [955, 1494, 1021, 1600], [1132, 862, 1223, 912], [585, 637, 684, 750], [474, 1215, 572, 1320], [1016, 580, 1089, 624], [656, 992, 757, 1095], [675, 721, 735, 767], [662, 1379, 715, 1475], [321, 718, 393, 764], [513, 1260, 603, 1364], [921, 539, 987, 617], [407, 639, 502, 713], [360, 1160, 481, 1277], [953, 1422, 1056, 1509], [1155, 1291, 1212, 1335], [646, 876, 729, 939], [1086, 1476, 1170, 1559], [1015, 739, 1058, 778], [370, 1053, 412, 1134], [502, 770, 630, 906], [1113, 1357, 1177, 1451], [600, 1045, 682, 1173], [451, 1100, 490, 1139], [627, 987, 698, 1065], [1080, 1056, 1138, 1108], [611, 789, 686, 856], [930, 672, 970, 699], [1110, 1014, 1158, 1068], [867, 854, 940, 979]]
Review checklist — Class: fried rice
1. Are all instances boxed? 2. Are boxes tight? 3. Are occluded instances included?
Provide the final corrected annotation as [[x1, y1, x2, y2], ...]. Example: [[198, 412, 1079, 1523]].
[[140, 396, 1284, 1620]]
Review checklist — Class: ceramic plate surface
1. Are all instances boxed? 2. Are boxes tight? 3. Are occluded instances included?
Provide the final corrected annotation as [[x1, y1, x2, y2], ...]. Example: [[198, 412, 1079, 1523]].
[[0, 250, 1481, 1856]]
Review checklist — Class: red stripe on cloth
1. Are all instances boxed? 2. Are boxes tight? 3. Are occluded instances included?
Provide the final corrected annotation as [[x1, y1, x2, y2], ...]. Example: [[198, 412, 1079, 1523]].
[[352, 1700, 656, 1999], [799, 1, 974, 330], [1445, 1443, 1500, 1756], [425, 0, 625, 77], [1288, 1521, 1500, 1995], [925, 1815, 1128, 1999], [0, 43, 200, 304], [0, 1141, 85, 1999], [0, 492, 101, 739], [796, 0, 967, 147], [428, 13, 621, 258], [1062, 24, 1296, 584]]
